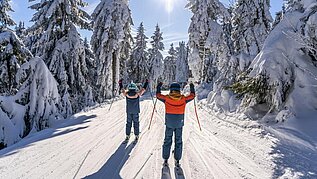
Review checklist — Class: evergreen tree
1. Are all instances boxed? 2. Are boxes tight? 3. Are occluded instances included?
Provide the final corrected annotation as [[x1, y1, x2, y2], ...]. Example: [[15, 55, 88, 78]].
[[15, 21, 26, 40], [162, 44, 177, 85], [91, 0, 133, 101], [83, 37, 96, 106], [231, 0, 273, 56], [148, 24, 164, 91], [284, 0, 303, 11], [230, 0, 317, 113], [175, 41, 189, 83], [187, 0, 228, 81], [0, 0, 32, 95], [0, 0, 15, 28], [27, 0, 92, 114], [24, 31, 40, 55], [128, 22, 149, 83], [15, 57, 63, 134]]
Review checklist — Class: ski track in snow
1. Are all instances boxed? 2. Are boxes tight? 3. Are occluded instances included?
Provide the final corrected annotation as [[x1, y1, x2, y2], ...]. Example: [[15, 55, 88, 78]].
[[0, 94, 315, 179]]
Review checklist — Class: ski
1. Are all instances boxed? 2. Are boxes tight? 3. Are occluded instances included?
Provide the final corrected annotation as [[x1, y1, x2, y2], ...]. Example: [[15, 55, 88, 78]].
[[122, 137, 138, 145], [162, 162, 172, 179], [174, 165, 185, 179], [122, 139, 129, 144], [173, 157, 185, 178], [133, 138, 138, 144], [122, 136, 130, 144]]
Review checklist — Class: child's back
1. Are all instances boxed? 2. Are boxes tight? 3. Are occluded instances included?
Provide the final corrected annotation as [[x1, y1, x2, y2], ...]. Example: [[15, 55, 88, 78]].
[[121, 81, 148, 143], [156, 82, 195, 166]]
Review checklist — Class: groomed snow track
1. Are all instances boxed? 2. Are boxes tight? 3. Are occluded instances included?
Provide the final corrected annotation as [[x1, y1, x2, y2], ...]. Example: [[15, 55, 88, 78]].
[[0, 94, 277, 179]]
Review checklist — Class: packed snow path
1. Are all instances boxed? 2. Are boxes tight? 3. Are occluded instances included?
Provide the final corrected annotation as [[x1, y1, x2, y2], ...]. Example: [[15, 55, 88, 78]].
[[1, 94, 315, 179]]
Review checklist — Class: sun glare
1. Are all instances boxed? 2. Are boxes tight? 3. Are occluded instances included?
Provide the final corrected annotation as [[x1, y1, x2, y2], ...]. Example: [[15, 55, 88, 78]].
[[163, 0, 175, 13]]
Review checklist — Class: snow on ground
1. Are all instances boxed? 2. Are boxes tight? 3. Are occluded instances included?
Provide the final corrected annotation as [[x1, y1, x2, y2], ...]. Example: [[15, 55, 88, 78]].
[[0, 93, 316, 179]]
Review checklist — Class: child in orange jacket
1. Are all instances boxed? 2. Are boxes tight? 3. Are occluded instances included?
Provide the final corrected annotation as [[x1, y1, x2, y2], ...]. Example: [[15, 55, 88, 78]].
[[156, 82, 195, 166]]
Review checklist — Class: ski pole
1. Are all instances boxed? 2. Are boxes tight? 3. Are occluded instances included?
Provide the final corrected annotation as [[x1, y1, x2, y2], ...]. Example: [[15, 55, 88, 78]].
[[148, 98, 158, 130], [108, 87, 118, 111], [149, 88, 157, 113], [193, 96, 202, 131]]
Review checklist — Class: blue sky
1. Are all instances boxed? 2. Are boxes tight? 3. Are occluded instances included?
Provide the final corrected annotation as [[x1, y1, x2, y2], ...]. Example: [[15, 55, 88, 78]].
[[9, 0, 284, 55]]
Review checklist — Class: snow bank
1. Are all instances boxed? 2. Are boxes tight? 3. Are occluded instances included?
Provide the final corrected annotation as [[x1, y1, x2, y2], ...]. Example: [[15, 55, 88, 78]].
[[246, 3, 317, 119], [0, 96, 25, 149], [194, 82, 212, 100]]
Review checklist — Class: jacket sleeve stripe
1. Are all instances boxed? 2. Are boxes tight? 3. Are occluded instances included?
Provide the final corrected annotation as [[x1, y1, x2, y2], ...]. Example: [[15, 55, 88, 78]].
[[156, 93, 166, 102], [185, 93, 195, 103]]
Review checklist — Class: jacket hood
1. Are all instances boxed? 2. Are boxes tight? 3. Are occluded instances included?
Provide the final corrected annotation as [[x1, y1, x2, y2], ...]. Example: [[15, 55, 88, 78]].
[[167, 91, 184, 101]]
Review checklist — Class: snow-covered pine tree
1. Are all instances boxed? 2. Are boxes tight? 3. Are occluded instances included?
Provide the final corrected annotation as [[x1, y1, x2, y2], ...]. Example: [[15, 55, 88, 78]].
[[0, 0, 15, 28], [231, 0, 273, 56], [0, 0, 32, 95], [15, 21, 26, 40], [229, 1, 317, 120], [203, 17, 239, 112], [162, 44, 177, 85], [175, 41, 189, 84], [186, 0, 228, 81], [24, 31, 40, 55], [83, 37, 96, 106], [148, 24, 164, 91], [272, 5, 286, 29], [15, 57, 63, 135], [27, 0, 93, 114], [91, 0, 133, 101], [208, 0, 273, 111], [127, 22, 149, 84], [0, 30, 32, 95], [210, 1, 271, 112], [284, 0, 303, 11]]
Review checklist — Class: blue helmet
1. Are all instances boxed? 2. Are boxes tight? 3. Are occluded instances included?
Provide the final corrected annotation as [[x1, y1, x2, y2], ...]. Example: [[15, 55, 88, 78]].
[[170, 82, 181, 92], [128, 83, 138, 91]]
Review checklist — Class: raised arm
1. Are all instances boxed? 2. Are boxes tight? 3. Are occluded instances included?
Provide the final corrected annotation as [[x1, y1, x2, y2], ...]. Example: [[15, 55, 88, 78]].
[[138, 79, 148, 96], [119, 79, 127, 97], [156, 82, 166, 102], [185, 83, 196, 103], [121, 89, 127, 97]]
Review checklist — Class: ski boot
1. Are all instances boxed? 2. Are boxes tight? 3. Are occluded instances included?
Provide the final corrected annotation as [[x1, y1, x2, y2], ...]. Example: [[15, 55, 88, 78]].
[[122, 135, 130, 144], [175, 160, 181, 168], [133, 135, 139, 144], [163, 159, 169, 167]]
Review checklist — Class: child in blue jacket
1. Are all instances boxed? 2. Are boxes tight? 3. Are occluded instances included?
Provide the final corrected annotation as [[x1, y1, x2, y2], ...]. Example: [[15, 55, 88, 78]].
[[120, 80, 148, 143]]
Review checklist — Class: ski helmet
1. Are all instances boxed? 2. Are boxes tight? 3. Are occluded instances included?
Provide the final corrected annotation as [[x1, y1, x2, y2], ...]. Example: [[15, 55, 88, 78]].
[[170, 82, 181, 92], [128, 83, 138, 91]]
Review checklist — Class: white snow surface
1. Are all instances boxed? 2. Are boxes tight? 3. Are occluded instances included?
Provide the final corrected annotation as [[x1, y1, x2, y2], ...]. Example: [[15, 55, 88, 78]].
[[0, 96, 25, 146], [1, 93, 316, 178]]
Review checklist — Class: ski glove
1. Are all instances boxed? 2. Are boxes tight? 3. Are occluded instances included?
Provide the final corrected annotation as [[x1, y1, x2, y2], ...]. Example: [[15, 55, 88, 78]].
[[157, 82, 163, 94], [190, 83, 195, 94], [143, 79, 149, 89], [119, 79, 123, 91]]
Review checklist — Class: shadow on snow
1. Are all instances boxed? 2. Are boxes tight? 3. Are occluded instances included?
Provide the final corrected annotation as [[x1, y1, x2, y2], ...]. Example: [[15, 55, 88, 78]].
[[0, 114, 96, 157], [271, 127, 317, 178], [84, 142, 136, 179]]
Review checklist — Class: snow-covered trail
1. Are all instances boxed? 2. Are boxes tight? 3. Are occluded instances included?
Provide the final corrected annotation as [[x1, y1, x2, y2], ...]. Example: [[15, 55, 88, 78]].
[[0, 94, 277, 179]]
